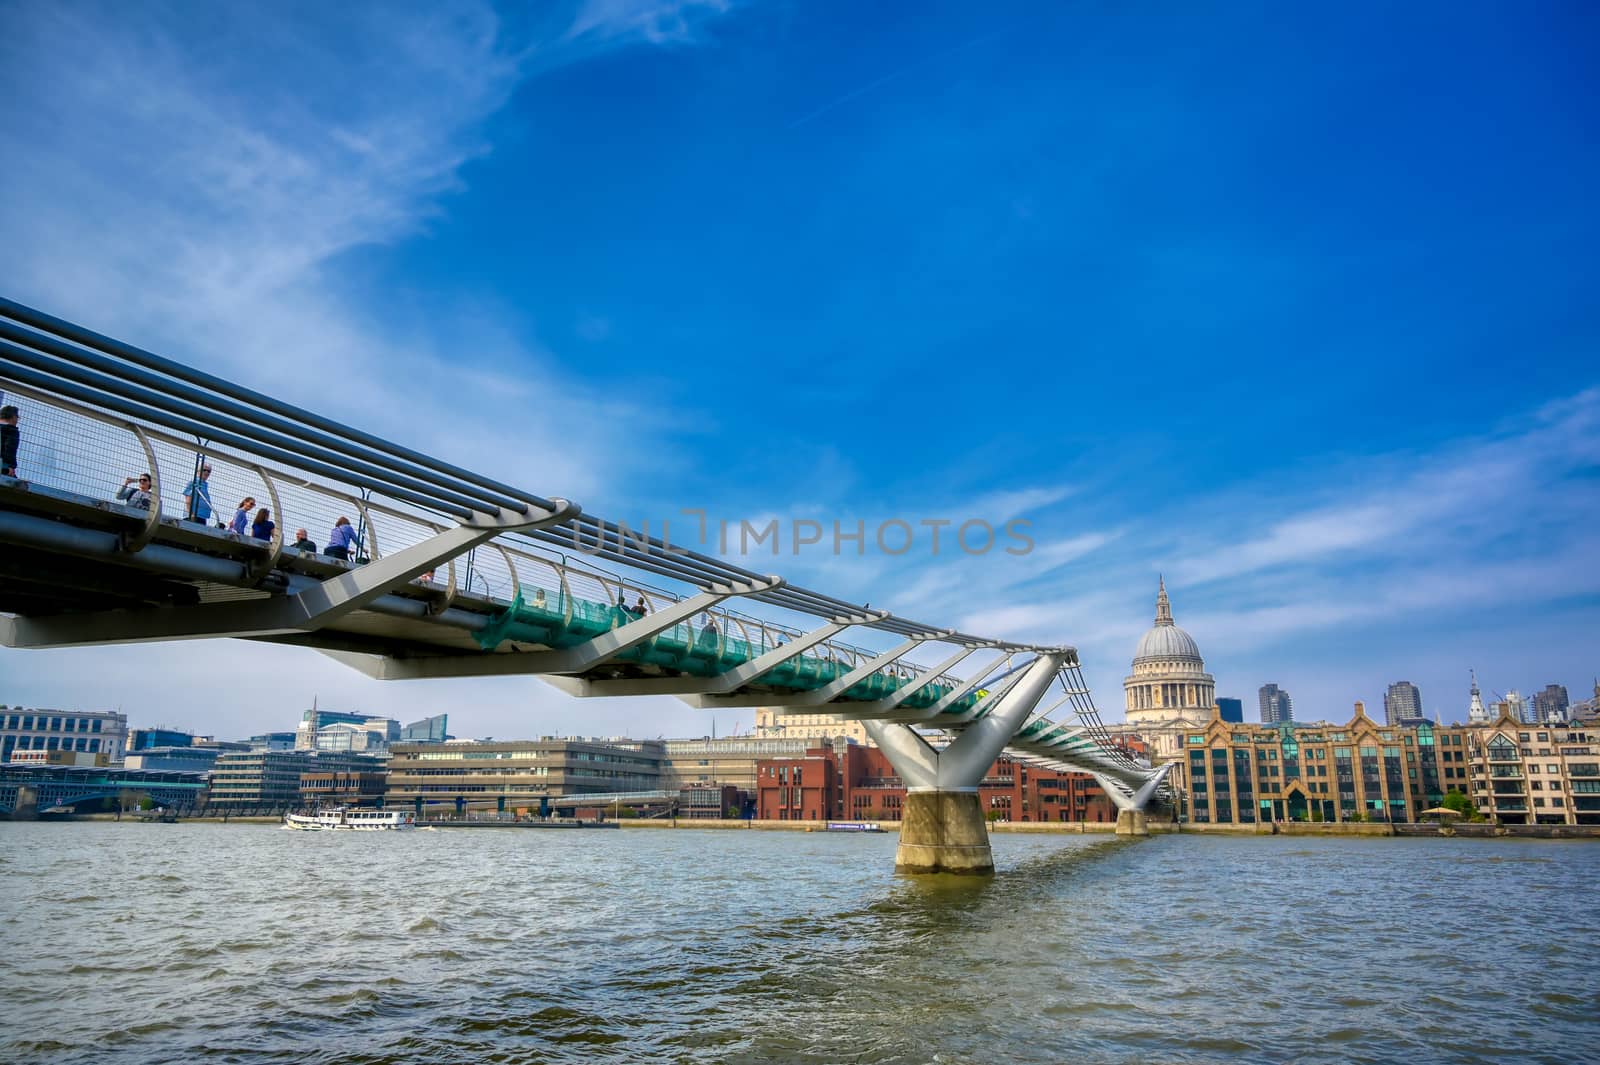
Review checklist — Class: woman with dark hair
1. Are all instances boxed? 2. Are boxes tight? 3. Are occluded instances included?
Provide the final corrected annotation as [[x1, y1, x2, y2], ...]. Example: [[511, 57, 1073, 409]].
[[230, 496, 255, 536], [116, 472, 154, 510], [325, 516, 359, 561], [251, 507, 275, 542]]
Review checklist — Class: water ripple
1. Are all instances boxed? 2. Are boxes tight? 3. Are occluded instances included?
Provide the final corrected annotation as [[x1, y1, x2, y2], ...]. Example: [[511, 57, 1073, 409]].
[[1, 825, 1597, 1064]]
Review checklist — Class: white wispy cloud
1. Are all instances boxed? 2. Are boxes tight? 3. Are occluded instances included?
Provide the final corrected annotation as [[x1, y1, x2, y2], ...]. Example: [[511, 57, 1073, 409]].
[[566, 0, 732, 46], [912, 387, 1600, 721], [0, 0, 746, 741]]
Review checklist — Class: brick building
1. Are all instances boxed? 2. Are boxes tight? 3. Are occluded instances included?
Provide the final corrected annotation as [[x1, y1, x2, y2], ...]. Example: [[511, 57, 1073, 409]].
[[755, 743, 1116, 823], [1176, 703, 1451, 824]]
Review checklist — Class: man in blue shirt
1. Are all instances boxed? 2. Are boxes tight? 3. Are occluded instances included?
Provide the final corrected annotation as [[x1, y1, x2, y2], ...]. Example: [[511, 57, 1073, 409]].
[[182, 464, 213, 524]]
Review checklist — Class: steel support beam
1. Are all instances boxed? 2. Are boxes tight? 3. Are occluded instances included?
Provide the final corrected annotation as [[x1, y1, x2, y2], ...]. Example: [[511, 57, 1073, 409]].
[[1093, 762, 1175, 812], [688, 640, 976, 710], [308, 581, 780, 680], [863, 653, 1063, 793], [554, 612, 884, 698], [870, 652, 1017, 724]]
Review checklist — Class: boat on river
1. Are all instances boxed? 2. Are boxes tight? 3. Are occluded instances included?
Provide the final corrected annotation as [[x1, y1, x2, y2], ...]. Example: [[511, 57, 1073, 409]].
[[283, 807, 415, 831], [825, 822, 884, 833]]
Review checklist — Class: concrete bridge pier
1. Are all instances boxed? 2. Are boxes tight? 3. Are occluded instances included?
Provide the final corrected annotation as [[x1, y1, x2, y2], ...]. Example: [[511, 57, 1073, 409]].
[[1114, 808, 1149, 836], [10, 785, 39, 820], [895, 790, 994, 874], [865, 652, 1067, 875]]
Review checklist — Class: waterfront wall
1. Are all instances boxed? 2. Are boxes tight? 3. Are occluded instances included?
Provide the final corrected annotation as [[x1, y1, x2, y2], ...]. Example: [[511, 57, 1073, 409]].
[[61, 813, 1600, 839]]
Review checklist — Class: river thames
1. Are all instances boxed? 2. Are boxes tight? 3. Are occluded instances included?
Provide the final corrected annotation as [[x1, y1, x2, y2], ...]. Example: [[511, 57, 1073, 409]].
[[1, 823, 1595, 1064]]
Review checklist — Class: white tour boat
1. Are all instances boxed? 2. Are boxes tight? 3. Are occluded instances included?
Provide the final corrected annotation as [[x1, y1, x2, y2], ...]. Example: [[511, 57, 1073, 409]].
[[283, 807, 416, 831]]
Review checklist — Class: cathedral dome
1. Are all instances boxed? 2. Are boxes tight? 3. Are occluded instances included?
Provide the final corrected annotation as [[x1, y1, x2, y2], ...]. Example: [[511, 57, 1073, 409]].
[[1135, 623, 1201, 663], [1132, 577, 1204, 665]]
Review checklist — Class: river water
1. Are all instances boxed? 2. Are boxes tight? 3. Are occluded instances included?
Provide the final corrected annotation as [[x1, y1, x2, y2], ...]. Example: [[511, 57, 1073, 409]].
[[1, 823, 1595, 1064]]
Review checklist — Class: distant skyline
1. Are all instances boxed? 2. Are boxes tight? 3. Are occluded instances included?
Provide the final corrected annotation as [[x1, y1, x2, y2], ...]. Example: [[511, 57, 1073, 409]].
[[1, 1, 1596, 741]]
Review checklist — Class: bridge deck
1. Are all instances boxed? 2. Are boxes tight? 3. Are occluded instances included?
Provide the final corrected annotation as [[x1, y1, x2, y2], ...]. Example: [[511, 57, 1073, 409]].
[[0, 294, 1164, 801]]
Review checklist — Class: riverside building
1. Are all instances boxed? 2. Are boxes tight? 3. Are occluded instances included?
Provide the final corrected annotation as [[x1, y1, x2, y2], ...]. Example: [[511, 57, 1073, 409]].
[[206, 749, 381, 812], [383, 738, 665, 815], [660, 735, 826, 793], [1, 706, 128, 763], [755, 744, 1116, 823], [1176, 704, 1454, 824], [1461, 710, 1599, 825]]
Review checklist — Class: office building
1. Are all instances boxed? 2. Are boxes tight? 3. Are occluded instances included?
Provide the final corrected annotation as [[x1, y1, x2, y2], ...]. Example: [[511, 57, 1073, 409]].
[[384, 738, 665, 815], [123, 746, 222, 774], [207, 749, 381, 812], [248, 732, 297, 751], [661, 736, 823, 793], [1534, 685, 1571, 725], [398, 714, 450, 743], [1383, 681, 1424, 727], [301, 766, 387, 809], [1259, 684, 1293, 725], [1494, 690, 1530, 725], [295, 707, 399, 750], [1, 706, 128, 763], [1216, 698, 1244, 724], [128, 727, 195, 751], [1176, 705, 1452, 824], [753, 706, 870, 746]]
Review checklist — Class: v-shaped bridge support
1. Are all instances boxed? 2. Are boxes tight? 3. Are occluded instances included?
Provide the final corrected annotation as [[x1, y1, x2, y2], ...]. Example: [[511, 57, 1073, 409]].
[[863, 653, 1064, 875]]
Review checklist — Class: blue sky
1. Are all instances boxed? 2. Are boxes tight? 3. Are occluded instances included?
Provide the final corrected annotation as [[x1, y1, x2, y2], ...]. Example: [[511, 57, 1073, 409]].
[[1, 0, 1596, 739]]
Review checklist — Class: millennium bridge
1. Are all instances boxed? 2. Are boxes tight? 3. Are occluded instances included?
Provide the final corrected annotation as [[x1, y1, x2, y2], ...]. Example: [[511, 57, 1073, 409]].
[[0, 296, 1170, 872]]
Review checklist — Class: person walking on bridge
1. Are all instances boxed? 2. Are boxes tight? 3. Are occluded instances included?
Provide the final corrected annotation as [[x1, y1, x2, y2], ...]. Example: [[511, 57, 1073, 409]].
[[182, 463, 213, 524], [292, 528, 316, 552], [325, 516, 360, 561], [0, 405, 19, 478]]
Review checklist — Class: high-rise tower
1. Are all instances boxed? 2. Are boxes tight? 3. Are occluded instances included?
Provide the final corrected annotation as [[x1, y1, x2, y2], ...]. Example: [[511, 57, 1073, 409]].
[[1383, 681, 1424, 726], [1259, 683, 1293, 724]]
